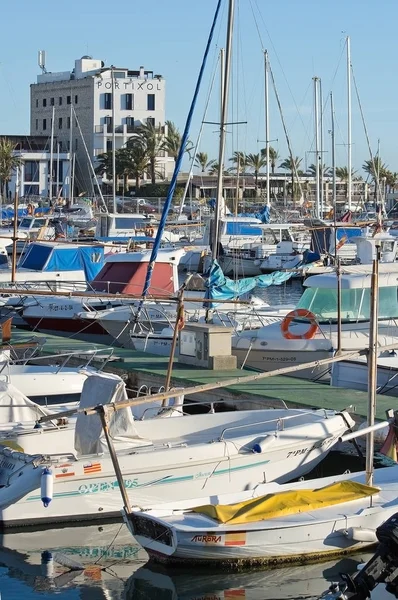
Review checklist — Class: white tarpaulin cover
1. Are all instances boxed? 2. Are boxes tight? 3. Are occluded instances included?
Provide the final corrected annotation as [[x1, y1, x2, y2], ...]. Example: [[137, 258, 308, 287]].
[[0, 381, 50, 425], [74, 371, 148, 455]]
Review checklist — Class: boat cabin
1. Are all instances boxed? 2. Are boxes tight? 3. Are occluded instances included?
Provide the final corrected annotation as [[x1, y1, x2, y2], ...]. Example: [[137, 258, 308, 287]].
[[90, 247, 185, 296], [296, 269, 398, 324], [95, 213, 157, 242]]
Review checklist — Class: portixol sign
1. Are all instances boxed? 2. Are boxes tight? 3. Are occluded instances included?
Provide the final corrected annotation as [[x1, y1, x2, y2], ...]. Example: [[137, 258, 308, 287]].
[[96, 80, 162, 91]]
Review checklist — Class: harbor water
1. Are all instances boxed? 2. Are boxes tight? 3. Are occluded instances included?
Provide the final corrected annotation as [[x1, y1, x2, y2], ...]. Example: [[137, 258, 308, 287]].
[[0, 521, 380, 599]]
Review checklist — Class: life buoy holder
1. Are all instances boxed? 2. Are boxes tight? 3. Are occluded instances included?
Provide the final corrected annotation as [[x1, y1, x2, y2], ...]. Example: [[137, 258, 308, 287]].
[[145, 226, 155, 238], [281, 309, 318, 340]]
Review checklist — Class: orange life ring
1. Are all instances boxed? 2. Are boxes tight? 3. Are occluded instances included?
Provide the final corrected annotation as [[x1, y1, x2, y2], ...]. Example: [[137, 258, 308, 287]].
[[145, 226, 155, 238], [281, 309, 318, 340]]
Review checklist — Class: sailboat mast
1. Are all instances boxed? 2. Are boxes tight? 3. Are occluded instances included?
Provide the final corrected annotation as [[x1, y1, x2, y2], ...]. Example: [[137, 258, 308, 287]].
[[313, 77, 320, 219], [49, 105, 55, 203], [319, 78, 324, 218], [69, 96, 73, 203], [366, 243, 380, 488], [111, 66, 117, 214], [264, 50, 270, 206], [347, 36, 352, 211], [211, 0, 235, 263], [331, 92, 336, 215]]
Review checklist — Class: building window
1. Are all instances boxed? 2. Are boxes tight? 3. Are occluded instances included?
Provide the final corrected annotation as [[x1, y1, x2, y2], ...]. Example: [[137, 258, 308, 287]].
[[147, 117, 155, 127], [126, 117, 134, 133], [58, 117, 62, 129], [24, 184, 40, 196], [75, 138, 78, 150], [75, 95, 78, 104], [43, 118, 47, 131], [106, 139, 112, 153], [43, 98, 47, 107], [104, 116, 113, 133], [50, 97, 54, 106], [24, 161, 40, 182], [67, 116, 71, 129], [103, 93, 112, 110], [147, 94, 155, 110], [124, 93, 133, 110], [35, 99, 38, 108], [67, 95, 71, 105], [35, 119, 38, 131], [67, 141, 70, 151], [59, 97, 63, 106]]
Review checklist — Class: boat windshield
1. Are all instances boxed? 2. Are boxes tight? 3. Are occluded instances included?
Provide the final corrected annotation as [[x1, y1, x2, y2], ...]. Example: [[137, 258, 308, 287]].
[[296, 286, 398, 323]]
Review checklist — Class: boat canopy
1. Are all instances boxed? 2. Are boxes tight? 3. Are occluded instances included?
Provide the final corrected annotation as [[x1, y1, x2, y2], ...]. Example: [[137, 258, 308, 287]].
[[19, 243, 105, 281], [191, 480, 379, 525], [91, 248, 184, 296], [0, 381, 50, 424]]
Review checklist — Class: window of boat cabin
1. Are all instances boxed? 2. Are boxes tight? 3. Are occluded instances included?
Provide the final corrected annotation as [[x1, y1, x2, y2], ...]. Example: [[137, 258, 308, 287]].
[[296, 285, 398, 323], [114, 217, 147, 230]]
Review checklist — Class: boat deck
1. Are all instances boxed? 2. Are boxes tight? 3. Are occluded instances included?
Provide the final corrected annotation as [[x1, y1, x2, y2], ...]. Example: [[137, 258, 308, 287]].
[[9, 328, 395, 421]]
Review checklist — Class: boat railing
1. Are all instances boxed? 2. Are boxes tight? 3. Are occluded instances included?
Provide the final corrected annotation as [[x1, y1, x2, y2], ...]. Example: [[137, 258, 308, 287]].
[[138, 396, 290, 421], [219, 408, 329, 441], [0, 347, 116, 374]]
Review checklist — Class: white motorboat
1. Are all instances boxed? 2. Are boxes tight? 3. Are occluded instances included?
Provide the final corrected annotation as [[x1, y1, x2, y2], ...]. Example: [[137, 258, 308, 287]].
[[14, 247, 187, 342], [0, 345, 104, 404], [0, 371, 354, 527], [331, 350, 398, 397], [127, 464, 398, 567], [233, 264, 398, 381]]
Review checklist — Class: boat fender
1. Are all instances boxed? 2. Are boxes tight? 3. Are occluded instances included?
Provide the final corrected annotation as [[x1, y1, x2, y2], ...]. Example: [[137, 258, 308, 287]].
[[41, 467, 53, 508], [342, 527, 377, 543], [252, 435, 276, 453], [41, 550, 54, 578], [52, 551, 85, 571]]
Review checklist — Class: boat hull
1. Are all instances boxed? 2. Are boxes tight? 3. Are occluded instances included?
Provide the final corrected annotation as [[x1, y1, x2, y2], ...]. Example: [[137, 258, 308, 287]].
[[0, 409, 350, 527]]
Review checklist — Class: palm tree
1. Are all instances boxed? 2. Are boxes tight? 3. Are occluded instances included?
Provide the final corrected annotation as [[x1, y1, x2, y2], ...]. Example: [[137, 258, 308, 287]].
[[306, 163, 332, 177], [208, 162, 229, 176], [162, 120, 193, 162], [194, 152, 215, 173], [122, 137, 151, 190], [0, 138, 21, 201], [280, 156, 303, 203], [229, 151, 247, 175], [246, 153, 266, 196], [363, 157, 389, 199], [385, 170, 398, 193], [260, 146, 279, 175], [335, 166, 358, 197], [136, 121, 164, 184]]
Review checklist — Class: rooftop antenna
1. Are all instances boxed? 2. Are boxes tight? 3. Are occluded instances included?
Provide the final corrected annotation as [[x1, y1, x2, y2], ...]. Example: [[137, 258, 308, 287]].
[[38, 50, 47, 74]]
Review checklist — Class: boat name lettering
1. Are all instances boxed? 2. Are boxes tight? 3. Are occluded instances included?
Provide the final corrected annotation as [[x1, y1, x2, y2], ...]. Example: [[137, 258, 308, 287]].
[[191, 534, 222, 544], [0, 459, 15, 470], [48, 303, 73, 311], [190, 596, 222, 600], [194, 471, 211, 479], [287, 447, 308, 458], [78, 479, 139, 494], [262, 356, 297, 362]]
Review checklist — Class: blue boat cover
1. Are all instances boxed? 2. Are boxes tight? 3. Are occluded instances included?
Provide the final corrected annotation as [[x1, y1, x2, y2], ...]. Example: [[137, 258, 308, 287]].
[[204, 260, 293, 308], [20, 244, 104, 281], [225, 222, 263, 236]]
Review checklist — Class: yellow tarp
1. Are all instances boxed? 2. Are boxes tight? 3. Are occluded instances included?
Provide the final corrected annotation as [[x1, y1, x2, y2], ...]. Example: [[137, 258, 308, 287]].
[[192, 481, 380, 525]]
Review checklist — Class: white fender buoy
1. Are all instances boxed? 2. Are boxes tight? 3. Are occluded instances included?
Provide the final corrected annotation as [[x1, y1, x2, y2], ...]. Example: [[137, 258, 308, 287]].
[[343, 527, 377, 543], [252, 435, 276, 453], [41, 467, 53, 508], [41, 550, 54, 578]]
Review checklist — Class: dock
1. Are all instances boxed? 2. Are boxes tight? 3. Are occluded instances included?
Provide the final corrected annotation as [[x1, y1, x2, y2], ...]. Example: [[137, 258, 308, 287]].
[[9, 328, 396, 421]]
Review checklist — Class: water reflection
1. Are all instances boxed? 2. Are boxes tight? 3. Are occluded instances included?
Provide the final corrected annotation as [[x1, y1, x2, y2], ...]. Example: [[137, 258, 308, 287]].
[[124, 557, 374, 600]]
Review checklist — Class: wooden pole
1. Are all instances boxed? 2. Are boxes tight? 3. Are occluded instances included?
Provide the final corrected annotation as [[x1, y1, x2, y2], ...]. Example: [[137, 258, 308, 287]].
[[98, 405, 132, 513]]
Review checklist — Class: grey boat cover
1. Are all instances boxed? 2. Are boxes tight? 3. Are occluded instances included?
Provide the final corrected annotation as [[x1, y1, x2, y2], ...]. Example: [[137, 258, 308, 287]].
[[0, 381, 50, 425]]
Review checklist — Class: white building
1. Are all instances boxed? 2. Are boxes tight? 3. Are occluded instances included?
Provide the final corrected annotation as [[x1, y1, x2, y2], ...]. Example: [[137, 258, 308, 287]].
[[1, 135, 70, 201], [30, 56, 173, 195]]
